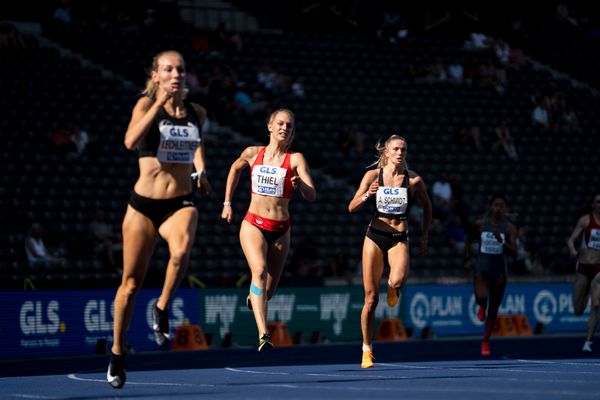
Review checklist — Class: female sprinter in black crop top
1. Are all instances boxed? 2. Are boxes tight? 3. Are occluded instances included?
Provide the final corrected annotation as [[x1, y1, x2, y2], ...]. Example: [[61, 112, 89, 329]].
[[107, 50, 210, 389], [221, 108, 316, 352], [348, 134, 431, 369]]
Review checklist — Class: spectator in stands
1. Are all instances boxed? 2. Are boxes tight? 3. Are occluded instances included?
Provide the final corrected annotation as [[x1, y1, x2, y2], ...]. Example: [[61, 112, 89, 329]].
[[566, 193, 600, 353], [50, 125, 77, 159], [0, 22, 26, 49], [447, 214, 467, 255], [70, 125, 89, 157], [492, 119, 518, 160], [431, 172, 453, 222], [90, 209, 122, 271], [221, 108, 316, 353], [24, 222, 65, 269], [532, 99, 550, 129], [455, 125, 483, 151], [447, 58, 464, 84], [464, 193, 517, 357], [107, 50, 210, 389], [348, 134, 431, 368]]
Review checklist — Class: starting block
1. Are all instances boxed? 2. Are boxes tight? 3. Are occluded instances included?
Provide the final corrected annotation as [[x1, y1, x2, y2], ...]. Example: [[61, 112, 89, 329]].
[[171, 324, 209, 351], [493, 315, 533, 337], [267, 321, 293, 346], [375, 318, 408, 341]]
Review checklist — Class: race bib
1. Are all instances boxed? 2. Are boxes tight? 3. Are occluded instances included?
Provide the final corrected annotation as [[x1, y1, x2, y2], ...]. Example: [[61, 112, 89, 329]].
[[480, 231, 505, 254], [252, 165, 287, 197], [376, 187, 408, 215], [156, 120, 200, 164], [588, 228, 600, 250]]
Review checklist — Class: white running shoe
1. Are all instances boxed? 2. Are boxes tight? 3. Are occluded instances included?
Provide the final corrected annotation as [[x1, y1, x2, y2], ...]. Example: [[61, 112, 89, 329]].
[[582, 341, 592, 353]]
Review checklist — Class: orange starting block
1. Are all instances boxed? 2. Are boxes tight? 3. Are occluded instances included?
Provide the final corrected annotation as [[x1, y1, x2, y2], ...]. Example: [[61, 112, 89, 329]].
[[171, 324, 209, 351], [375, 318, 408, 341], [267, 321, 293, 346]]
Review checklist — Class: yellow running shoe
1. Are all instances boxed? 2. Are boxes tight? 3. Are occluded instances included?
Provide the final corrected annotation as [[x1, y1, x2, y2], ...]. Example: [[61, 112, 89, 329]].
[[387, 286, 399, 307], [361, 350, 374, 368]]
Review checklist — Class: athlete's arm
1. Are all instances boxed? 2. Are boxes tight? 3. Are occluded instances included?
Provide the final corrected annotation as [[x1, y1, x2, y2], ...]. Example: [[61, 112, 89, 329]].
[[221, 147, 257, 223], [124, 90, 171, 150], [567, 215, 588, 257], [291, 153, 316, 202], [192, 104, 211, 194], [410, 172, 432, 256], [348, 170, 378, 213]]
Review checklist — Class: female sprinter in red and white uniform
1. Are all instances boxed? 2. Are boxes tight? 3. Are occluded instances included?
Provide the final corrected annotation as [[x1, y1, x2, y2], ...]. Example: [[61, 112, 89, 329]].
[[567, 193, 600, 352], [221, 108, 316, 351]]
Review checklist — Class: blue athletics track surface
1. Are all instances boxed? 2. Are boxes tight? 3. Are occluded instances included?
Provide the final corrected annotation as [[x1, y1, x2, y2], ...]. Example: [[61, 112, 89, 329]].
[[1, 335, 599, 400]]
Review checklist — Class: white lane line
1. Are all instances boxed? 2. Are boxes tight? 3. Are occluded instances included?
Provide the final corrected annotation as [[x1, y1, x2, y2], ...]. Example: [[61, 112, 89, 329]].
[[67, 373, 210, 386], [225, 367, 289, 375]]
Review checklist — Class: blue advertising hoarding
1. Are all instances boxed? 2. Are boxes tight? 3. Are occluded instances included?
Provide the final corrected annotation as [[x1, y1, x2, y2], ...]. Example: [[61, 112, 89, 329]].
[[0, 283, 589, 358]]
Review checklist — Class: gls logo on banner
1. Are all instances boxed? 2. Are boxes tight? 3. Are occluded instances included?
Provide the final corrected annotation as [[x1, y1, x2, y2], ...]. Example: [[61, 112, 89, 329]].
[[20, 300, 61, 335], [84, 300, 113, 333]]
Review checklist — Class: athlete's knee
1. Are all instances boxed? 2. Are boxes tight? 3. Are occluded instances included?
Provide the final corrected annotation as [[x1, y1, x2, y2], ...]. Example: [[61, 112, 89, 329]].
[[364, 290, 379, 312], [119, 277, 142, 298], [574, 302, 587, 316]]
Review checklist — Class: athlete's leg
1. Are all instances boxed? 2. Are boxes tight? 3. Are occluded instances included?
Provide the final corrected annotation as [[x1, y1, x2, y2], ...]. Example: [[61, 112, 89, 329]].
[[386, 241, 409, 306], [585, 274, 600, 342], [573, 273, 591, 316], [483, 275, 507, 341], [240, 221, 270, 338], [361, 237, 385, 346], [265, 230, 291, 300], [156, 207, 198, 310], [112, 206, 157, 355]]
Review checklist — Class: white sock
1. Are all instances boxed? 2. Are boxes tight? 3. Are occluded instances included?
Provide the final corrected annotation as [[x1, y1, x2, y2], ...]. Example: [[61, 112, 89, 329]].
[[362, 343, 372, 352]]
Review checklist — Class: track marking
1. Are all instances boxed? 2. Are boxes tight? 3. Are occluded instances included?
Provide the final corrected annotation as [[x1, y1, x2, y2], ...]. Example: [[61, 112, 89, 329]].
[[67, 373, 210, 386], [225, 367, 289, 375]]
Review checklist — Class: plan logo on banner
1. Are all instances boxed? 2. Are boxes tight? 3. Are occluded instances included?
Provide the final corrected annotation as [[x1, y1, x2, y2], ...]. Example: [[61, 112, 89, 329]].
[[19, 300, 62, 348], [267, 294, 295, 322], [409, 292, 463, 329], [205, 295, 238, 338], [533, 290, 558, 325], [320, 293, 349, 335]]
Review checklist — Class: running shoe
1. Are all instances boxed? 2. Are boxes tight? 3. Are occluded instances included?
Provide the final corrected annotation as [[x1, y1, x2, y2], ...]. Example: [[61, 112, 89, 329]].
[[258, 333, 273, 352], [106, 352, 126, 389], [481, 341, 490, 356], [246, 294, 252, 311], [387, 286, 400, 307], [583, 341, 593, 353], [152, 301, 171, 347], [477, 306, 486, 322], [361, 350, 374, 368]]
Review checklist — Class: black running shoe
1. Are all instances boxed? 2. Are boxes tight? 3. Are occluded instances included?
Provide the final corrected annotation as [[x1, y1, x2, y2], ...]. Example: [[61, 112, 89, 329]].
[[106, 352, 126, 389], [152, 301, 171, 347], [246, 295, 252, 311], [258, 332, 273, 352]]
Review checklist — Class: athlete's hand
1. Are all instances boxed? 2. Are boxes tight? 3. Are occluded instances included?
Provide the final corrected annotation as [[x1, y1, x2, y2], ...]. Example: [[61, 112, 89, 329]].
[[367, 180, 379, 196], [155, 88, 173, 107], [197, 174, 212, 196], [221, 205, 233, 223], [291, 175, 302, 190]]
